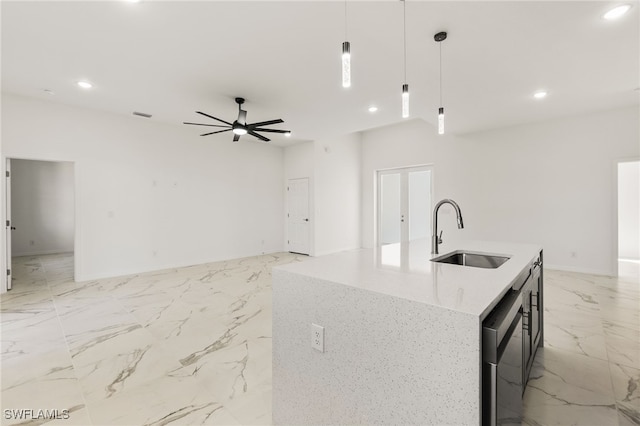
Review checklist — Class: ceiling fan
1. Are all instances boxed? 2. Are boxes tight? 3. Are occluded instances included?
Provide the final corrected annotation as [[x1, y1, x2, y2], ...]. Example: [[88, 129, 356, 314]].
[[183, 97, 290, 142]]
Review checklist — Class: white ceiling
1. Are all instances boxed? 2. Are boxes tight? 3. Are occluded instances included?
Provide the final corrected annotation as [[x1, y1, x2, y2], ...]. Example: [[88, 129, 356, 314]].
[[2, 1, 638, 147]]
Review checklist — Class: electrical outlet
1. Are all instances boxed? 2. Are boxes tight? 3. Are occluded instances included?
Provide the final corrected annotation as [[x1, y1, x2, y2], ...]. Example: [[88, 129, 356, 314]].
[[311, 323, 324, 352]]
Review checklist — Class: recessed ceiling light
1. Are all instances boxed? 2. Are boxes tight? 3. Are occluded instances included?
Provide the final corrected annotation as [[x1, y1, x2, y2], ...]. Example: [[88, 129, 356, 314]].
[[533, 91, 547, 99], [604, 4, 631, 20], [368, 106, 378, 113], [77, 81, 93, 89]]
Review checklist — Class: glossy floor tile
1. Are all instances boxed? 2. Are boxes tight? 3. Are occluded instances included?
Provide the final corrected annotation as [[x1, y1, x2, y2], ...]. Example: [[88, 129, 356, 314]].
[[1, 253, 303, 426], [2, 253, 639, 425], [524, 270, 640, 426]]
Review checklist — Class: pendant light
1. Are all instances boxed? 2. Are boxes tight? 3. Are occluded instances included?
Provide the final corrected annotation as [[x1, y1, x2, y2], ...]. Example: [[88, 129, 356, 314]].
[[342, 1, 351, 88], [401, 0, 409, 118], [435, 31, 447, 134]]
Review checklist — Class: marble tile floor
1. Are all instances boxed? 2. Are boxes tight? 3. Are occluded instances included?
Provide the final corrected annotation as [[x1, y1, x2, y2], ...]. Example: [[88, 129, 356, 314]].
[[1, 252, 304, 426], [1, 253, 639, 425], [523, 270, 639, 426]]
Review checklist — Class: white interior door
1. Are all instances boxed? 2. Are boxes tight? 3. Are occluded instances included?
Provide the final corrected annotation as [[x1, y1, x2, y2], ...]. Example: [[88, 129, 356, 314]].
[[287, 178, 310, 255], [5, 159, 12, 290], [378, 166, 432, 246], [407, 169, 432, 241]]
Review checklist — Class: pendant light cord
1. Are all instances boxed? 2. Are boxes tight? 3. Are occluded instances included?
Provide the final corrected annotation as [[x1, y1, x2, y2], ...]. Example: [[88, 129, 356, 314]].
[[403, 0, 407, 82], [439, 41, 442, 105], [345, 1, 348, 40]]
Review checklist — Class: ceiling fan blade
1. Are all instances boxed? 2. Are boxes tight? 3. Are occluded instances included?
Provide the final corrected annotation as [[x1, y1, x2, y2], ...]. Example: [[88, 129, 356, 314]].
[[248, 131, 270, 142], [251, 128, 291, 133], [233, 134, 241, 142], [238, 109, 247, 126], [201, 129, 232, 136], [196, 111, 232, 126], [183, 122, 230, 128], [248, 119, 284, 128]]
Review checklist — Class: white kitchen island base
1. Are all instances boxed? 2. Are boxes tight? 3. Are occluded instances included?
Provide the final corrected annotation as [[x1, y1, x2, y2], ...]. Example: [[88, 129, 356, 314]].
[[273, 271, 480, 425], [272, 239, 541, 425]]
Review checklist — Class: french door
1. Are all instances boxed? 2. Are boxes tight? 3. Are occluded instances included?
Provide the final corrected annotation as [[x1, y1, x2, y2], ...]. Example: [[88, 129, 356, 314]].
[[377, 166, 433, 245]]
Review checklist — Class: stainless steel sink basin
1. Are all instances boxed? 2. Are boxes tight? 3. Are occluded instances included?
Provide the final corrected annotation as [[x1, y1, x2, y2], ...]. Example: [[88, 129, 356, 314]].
[[431, 250, 511, 269]]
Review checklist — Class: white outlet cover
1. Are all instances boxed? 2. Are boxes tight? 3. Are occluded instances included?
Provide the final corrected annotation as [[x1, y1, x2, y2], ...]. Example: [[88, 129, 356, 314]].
[[311, 323, 324, 352]]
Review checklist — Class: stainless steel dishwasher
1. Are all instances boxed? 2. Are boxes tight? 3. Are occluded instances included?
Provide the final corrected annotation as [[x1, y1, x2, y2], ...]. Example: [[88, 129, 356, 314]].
[[482, 289, 524, 426]]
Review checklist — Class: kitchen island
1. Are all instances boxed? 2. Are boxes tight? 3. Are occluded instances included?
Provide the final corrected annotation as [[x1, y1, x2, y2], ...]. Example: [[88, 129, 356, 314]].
[[272, 239, 542, 425]]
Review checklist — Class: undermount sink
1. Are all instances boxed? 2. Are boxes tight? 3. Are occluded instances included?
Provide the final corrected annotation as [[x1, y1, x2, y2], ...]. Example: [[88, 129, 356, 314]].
[[431, 250, 511, 269]]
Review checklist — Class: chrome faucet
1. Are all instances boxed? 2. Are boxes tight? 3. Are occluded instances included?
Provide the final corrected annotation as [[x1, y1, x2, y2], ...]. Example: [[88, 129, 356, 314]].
[[432, 199, 464, 254]]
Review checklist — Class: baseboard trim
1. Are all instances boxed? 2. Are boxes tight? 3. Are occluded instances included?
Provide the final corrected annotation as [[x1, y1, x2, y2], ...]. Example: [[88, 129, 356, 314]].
[[312, 246, 361, 258], [544, 263, 614, 277], [12, 249, 73, 257]]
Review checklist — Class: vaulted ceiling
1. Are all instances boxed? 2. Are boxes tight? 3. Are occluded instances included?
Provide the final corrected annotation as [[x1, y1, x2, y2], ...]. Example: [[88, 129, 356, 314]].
[[2, 1, 638, 147]]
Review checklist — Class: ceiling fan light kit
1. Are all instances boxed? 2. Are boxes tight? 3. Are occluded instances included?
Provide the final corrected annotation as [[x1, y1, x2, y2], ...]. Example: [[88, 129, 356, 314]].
[[183, 97, 290, 143]]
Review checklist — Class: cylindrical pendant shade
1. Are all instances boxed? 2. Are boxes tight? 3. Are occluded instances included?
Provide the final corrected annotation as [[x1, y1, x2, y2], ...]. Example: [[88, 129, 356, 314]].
[[402, 84, 410, 118], [342, 41, 351, 88]]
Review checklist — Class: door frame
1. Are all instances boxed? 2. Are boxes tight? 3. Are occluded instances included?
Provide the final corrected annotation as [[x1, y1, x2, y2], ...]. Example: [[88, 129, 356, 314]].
[[5, 159, 12, 290], [2, 156, 79, 293], [376, 164, 434, 247], [613, 156, 640, 277]]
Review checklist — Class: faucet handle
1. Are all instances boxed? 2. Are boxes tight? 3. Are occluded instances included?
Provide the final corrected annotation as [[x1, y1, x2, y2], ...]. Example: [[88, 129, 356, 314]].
[[438, 230, 443, 244]]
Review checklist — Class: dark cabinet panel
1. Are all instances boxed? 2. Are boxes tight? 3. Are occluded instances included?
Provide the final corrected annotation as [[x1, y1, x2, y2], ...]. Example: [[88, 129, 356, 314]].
[[531, 257, 542, 350], [523, 251, 543, 390]]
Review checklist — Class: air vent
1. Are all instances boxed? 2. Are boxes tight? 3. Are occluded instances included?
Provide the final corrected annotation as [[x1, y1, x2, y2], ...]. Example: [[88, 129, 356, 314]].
[[133, 111, 152, 118]]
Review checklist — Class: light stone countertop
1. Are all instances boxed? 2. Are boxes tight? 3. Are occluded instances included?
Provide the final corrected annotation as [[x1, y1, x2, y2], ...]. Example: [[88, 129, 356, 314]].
[[276, 238, 542, 319]]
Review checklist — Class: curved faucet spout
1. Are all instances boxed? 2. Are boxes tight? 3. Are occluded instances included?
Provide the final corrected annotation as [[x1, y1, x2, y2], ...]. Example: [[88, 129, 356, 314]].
[[432, 199, 464, 254]]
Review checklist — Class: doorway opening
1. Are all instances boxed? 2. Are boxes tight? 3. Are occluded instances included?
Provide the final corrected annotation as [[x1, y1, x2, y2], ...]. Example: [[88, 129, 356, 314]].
[[5, 158, 75, 291], [377, 165, 433, 246], [617, 160, 639, 280]]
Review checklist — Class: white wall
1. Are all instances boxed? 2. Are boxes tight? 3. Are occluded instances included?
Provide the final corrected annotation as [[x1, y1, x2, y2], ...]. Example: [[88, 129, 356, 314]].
[[313, 133, 361, 256], [362, 107, 640, 276], [11, 159, 74, 256], [618, 160, 640, 260], [283, 134, 362, 257], [2, 93, 284, 282]]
